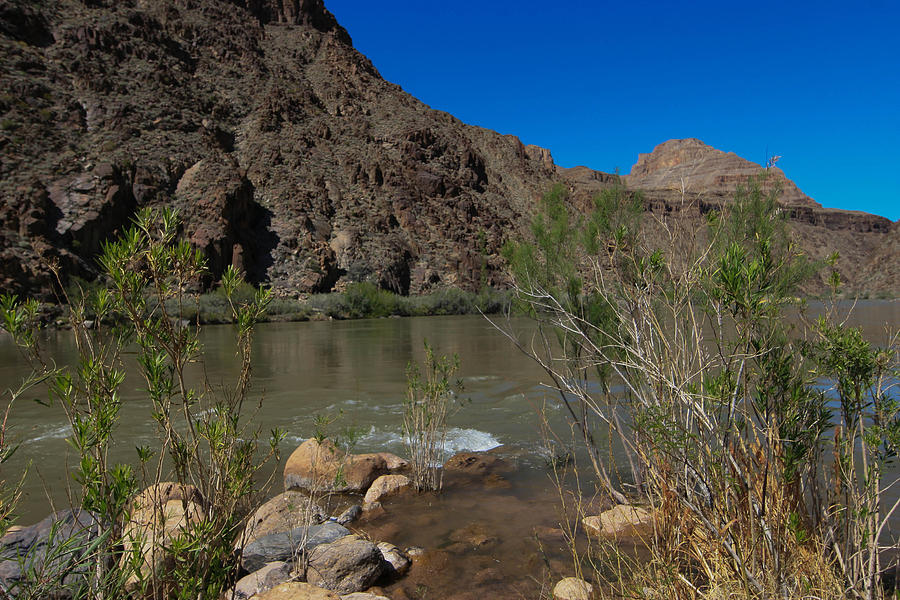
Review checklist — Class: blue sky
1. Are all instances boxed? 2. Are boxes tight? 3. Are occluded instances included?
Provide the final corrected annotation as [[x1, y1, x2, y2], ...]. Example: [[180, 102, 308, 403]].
[[326, 1, 899, 221]]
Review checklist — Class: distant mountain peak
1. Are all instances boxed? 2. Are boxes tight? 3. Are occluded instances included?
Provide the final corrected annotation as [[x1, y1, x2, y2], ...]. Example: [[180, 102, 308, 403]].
[[625, 138, 818, 208]]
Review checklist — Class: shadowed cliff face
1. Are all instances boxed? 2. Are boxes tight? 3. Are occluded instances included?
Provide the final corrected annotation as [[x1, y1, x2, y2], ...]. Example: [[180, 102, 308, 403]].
[[0, 0, 896, 299]]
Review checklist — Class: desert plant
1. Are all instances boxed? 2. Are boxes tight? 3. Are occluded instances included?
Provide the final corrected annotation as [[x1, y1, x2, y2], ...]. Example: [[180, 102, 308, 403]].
[[500, 175, 899, 598], [402, 343, 461, 491]]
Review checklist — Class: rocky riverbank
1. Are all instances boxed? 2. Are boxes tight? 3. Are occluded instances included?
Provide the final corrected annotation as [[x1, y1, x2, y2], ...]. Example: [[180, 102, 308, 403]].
[[0, 439, 654, 599]]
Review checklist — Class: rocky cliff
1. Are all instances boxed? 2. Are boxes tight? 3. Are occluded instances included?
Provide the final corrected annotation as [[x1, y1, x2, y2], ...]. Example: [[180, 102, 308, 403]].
[[1, 0, 896, 300]]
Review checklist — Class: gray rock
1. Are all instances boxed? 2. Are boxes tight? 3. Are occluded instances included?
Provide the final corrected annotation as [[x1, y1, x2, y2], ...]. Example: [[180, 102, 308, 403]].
[[376, 541, 410, 577], [336, 505, 362, 526], [0, 510, 102, 599], [232, 561, 292, 600], [241, 521, 350, 573], [305, 535, 385, 594], [241, 491, 326, 546]]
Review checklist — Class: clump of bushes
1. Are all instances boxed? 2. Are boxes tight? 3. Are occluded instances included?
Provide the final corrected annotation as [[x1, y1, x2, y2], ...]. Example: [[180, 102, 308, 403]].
[[503, 177, 900, 599], [307, 282, 511, 320], [1, 208, 281, 599]]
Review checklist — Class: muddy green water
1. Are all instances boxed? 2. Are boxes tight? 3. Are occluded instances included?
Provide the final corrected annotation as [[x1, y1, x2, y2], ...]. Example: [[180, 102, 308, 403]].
[[1, 314, 566, 519], [1, 303, 897, 597]]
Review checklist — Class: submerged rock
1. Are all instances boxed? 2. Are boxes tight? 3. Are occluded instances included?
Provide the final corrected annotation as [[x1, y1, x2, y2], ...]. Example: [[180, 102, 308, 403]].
[[447, 521, 499, 549], [443, 451, 511, 477]]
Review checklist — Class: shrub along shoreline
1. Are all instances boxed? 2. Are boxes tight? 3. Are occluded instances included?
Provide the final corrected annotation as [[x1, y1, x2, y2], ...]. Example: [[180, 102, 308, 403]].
[[50, 281, 513, 326]]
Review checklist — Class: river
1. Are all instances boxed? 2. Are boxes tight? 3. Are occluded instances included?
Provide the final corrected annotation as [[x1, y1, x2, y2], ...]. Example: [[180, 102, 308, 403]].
[[1, 302, 897, 597]]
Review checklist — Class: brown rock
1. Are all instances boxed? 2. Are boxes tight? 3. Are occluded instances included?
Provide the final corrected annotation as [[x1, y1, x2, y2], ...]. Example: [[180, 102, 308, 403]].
[[123, 500, 204, 587], [552, 577, 593, 600], [232, 561, 292, 600], [131, 482, 203, 512], [447, 522, 498, 549], [256, 582, 341, 600], [582, 504, 653, 540], [533, 525, 566, 543], [284, 439, 388, 493], [443, 451, 510, 475], [363, 474, 412, 504], [375, 452, 409, 471], [625, 138, 815, 208]]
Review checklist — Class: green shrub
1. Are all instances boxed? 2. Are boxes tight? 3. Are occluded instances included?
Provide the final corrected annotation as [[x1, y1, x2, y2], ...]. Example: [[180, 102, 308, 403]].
[[502, 175, 899, 598], [0, 208, 281, 599]]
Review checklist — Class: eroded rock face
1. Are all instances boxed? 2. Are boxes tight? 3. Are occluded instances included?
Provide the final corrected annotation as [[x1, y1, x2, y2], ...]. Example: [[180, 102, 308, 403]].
[[625, 138, 816, 207], [0, 0, 554, 298], [613, 137, 896, 294], [0, 1, 896, 299]]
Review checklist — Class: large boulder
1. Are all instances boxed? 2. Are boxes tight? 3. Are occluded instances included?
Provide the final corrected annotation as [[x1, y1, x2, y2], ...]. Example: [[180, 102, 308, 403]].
[[552, 577, 593, 600], [232, 561, 292, 600], [284, 439, 388, 493], [131, 482, 203, 511], [0, 509, 102, 598], [241, 521, 350, 573], [123, 499, 204, 588], [305, 535, 386, 594], [256, 582, 341, 600], [363, 474, 412, 505], [582, 504, 653, 540], [241, 491, 326, 546]]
